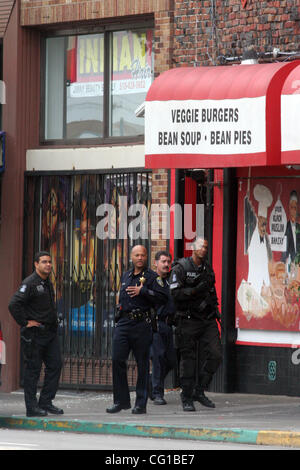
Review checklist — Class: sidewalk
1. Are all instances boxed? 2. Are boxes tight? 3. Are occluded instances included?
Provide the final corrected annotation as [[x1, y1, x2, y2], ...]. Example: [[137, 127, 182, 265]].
[[1, 389, 300, 448]]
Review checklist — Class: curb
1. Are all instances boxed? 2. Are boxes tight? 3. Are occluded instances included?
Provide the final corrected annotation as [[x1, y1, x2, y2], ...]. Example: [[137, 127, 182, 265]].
[[1, 416, 300, 447]]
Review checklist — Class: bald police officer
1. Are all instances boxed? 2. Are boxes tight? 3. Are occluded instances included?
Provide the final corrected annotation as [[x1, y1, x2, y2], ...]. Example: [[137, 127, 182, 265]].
[[106, 245, 168, 415]]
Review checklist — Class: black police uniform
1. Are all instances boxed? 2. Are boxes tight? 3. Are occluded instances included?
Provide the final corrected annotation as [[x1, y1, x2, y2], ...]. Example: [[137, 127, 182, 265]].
[[150, 276, 176, 403], [170, 256, 222, 408], [8, 272, 62, 413], [111, 267, 168, 412]]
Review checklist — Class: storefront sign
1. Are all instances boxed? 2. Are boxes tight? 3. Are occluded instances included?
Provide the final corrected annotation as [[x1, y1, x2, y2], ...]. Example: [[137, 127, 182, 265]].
[[146, 97, 266, 156], [145, 62, 300, 169]]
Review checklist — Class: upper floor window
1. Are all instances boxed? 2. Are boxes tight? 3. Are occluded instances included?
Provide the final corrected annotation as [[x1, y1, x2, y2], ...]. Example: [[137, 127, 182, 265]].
[[42, 27, 154, 144]]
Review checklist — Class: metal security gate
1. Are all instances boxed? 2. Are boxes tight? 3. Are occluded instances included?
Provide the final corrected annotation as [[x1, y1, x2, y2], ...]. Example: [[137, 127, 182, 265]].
[[23, 170, 152, 389]]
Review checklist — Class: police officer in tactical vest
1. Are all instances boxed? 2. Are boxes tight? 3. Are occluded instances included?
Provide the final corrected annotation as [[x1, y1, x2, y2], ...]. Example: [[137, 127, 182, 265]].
[[170, 237, 222, 412], [8, 251, 63, 417], [106, 245, 168, 415]]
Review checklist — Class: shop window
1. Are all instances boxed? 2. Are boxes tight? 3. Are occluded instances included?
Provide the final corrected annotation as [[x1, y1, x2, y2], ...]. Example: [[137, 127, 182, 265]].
[[42, 27, 154, 143]]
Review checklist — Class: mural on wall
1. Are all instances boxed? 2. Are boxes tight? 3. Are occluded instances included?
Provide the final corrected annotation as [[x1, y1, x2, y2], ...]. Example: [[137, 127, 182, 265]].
[[38, 173, 152, 357], [41, 176, 69, 303], [236, 177, 300, 332]]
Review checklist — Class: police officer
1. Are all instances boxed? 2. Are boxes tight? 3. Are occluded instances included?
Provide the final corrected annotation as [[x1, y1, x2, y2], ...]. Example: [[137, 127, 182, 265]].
[[150, 251, 176, 405], [106, 245, 168, 415], [170, 237, 222, 412], [8, 251, 63, 417]]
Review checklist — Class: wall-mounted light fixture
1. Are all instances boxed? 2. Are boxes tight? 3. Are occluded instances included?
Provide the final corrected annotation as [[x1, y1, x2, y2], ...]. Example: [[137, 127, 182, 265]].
[[241, 46, 258, 64]]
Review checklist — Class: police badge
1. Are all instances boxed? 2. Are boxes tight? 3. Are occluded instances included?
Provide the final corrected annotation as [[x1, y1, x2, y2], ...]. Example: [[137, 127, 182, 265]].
[[156, 276, 164, 287]]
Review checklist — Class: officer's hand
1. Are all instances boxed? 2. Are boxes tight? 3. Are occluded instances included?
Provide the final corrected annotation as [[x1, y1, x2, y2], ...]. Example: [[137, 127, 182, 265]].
[[126, 285, 143, 297], [26, 320, 41, 328], [192, 280, 209, 295]]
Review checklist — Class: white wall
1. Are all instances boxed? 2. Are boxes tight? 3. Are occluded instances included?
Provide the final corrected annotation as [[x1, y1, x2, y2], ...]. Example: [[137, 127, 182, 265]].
[[26, 145, 145, 171]]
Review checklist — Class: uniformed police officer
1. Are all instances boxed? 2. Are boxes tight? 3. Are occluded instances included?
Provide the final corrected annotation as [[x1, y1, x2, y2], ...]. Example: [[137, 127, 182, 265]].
[[106, 245, 168, 415], [150, 251, 176, 405], [170, 237, 222, 412], [8, 251, 63, 417]]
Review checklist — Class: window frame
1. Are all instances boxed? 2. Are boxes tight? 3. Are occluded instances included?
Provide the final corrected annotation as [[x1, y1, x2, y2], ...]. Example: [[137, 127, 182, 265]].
[[40, 18, 154, 147]]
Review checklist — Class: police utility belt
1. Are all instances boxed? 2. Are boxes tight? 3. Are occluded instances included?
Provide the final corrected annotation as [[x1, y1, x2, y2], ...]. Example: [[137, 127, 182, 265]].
[[122, 309, 151, 322], [176, 299, 212, 319], [22, 322, 57, 336]]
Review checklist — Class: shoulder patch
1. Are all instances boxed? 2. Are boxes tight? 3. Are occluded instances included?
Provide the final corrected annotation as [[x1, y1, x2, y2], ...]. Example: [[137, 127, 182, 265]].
[[19, 285, 27, 293], [156, 276, 164, 287]]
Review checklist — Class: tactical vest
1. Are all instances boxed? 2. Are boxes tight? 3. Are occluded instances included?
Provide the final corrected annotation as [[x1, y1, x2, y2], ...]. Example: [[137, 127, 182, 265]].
[[174, 257, 216, 315]]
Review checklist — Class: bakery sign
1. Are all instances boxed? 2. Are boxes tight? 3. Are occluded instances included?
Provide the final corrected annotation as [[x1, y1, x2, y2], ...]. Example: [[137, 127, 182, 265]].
[[145, 62, 300, 169]]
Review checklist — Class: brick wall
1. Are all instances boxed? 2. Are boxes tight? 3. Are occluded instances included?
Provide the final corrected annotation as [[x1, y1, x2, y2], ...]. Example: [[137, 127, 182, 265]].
[[150, 168, 169, 267], [153, 9, 174, 76], [173, 0, 300, 67], [20, 0, 172, 25]]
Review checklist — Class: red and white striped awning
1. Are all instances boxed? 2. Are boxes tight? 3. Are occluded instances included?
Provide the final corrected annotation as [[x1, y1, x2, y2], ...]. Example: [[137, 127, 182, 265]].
[[145, 61, 300, 169]]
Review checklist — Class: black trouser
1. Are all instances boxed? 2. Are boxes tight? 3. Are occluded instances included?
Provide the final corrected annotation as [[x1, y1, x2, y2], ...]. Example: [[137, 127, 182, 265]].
[[22, 328, 62, 411], [112, 317, 152, 409], [175, 316, 222, 399], [150, 321, 176, 398]]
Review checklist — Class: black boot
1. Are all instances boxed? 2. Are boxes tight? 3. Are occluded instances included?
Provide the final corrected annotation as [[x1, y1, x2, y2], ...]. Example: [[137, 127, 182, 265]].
[[192, 390, 215, 408], [180, 392, 195, 412]]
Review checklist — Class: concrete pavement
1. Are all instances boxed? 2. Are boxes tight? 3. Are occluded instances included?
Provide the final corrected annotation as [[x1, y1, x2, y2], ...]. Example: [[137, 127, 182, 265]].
[[0, 389, 300, 448]]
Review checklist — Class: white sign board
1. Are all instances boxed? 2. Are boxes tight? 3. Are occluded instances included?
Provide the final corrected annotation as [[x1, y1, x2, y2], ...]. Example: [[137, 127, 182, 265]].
[[281, 93, 300, 153], [270, 198, 287, 252], [145, 97, 266, 156]]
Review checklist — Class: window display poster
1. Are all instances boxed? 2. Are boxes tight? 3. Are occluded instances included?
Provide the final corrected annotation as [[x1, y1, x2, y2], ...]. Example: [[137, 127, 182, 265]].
[[236, 178, 300, 332], [67, 30, 153, 97]]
